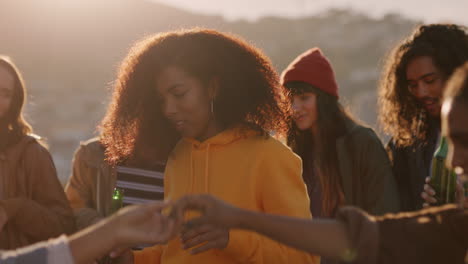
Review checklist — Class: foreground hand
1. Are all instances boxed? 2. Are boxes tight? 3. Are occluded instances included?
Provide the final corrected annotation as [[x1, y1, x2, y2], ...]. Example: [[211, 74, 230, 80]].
[[181, 224, 229, 254], [171, 194, 241, 229]]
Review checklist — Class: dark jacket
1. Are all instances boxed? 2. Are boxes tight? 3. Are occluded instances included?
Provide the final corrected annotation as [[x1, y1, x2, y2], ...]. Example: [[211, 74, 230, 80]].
[[0, 135, 75, 250], [387, 125, 439, 212], [334, 121, 400, 215]]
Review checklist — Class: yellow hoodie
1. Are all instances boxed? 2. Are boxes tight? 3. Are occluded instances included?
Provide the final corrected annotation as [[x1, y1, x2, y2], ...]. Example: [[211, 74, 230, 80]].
[[134, 127, 318, 264]]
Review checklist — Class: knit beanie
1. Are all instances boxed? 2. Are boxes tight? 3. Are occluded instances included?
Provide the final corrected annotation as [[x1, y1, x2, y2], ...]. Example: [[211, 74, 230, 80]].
[[281, 47, 339, 98]]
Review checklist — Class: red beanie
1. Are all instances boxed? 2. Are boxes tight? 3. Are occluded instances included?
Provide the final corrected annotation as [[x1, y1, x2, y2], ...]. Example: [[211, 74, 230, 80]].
[[280, 47, 339, 98]]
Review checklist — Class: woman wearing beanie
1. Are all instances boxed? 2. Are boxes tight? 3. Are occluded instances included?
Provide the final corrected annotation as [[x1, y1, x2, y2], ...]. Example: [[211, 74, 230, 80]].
[[282, 48, 400, 217]]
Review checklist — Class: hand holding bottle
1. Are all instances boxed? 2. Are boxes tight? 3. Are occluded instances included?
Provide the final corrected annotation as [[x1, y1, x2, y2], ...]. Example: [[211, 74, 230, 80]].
[[425, 136, 458, 206], [422, 176, 466, 207], [422, 177, 438, 207]]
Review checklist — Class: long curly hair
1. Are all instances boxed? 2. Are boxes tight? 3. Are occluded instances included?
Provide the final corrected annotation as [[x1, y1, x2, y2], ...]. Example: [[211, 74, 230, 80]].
[[379, 24, 468, 147], [100, 28, 289, 165], [0, 56, 32, 150]]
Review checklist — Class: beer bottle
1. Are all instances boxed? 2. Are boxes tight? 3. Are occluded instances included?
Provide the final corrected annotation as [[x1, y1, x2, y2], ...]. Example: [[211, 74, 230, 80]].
[[110, 187, 124, 214], [430, 136, 457, 205], [102, 188, 124, 264]]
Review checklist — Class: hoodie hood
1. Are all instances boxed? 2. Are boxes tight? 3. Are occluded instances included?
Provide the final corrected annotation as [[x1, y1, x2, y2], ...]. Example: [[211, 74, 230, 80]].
[[182, 126, 260, 194], [281, 47, 339, 98], [183, 126, 260, 148]]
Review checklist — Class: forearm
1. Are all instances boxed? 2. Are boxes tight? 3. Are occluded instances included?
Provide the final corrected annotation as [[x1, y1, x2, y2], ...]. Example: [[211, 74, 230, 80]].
[[236, 209, 351, 259], [69, 218, 118, 264]]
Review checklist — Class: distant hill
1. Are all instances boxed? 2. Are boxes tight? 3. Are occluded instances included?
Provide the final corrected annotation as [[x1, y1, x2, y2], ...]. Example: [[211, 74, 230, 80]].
[[0, 0, 419, 182]]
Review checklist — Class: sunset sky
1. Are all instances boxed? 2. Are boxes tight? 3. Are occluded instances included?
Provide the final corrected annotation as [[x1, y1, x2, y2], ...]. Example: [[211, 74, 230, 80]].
[[152, 0, 467, 24]]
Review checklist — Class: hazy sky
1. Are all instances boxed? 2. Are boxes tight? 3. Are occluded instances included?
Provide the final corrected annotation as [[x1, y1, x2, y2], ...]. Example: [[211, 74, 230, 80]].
[[152, 0, 467, 24]]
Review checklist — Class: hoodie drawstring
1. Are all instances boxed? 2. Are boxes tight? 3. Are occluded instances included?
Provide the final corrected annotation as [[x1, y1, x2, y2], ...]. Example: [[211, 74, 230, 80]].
[[205, 144, 210, 193], [188, 144, 194, 194], [188, 143, 211, 194]]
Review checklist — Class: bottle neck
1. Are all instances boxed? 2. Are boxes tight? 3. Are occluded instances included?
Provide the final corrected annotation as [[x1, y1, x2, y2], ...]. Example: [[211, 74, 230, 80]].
[[434, 136, 448, 158]]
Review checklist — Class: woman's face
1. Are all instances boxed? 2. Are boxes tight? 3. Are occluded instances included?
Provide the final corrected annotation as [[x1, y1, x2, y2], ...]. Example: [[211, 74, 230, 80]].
[[291, 91, 318, 131], [0, 66, 14, 119], [406, 56, 446, 118], [156, 66, 219, 141]]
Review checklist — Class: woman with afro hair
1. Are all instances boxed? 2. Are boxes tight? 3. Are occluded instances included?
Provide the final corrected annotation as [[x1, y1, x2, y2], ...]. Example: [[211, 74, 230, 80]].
[[104, 28, 317, 264]]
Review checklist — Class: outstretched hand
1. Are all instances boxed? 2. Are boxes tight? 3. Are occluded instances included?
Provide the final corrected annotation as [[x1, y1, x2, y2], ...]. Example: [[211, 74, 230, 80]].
[[109, 195, 242, 258], [112, 201, 179, 248], [180, 224, 229, 254], [171, 194, 241, 230], [70, 201, 179, 264], [169, 195, 241, 255]]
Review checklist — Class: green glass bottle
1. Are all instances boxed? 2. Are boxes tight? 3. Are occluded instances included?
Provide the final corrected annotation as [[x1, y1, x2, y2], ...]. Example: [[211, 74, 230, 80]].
[[464, 181, 468, 198], [102, 188, 124, 264], [430, 137, 457, 205], [110, 187, 124, 214], [460, 172, 468, 198]]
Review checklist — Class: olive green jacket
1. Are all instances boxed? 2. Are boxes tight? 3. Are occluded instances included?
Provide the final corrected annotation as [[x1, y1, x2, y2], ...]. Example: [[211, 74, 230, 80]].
[[336, 121, 400, 215]]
